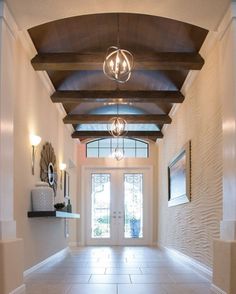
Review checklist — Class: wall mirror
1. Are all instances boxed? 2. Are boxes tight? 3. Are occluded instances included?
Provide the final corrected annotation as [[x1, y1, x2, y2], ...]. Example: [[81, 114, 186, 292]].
[[47, 162, 55, 186], [168, 141, 191, 207]]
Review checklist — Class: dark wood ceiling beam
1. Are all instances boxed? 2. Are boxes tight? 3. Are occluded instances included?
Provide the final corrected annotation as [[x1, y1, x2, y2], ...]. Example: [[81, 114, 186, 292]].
[[51, 90, 184, 104], [32, 52, 204, 71], [63, 114, 171, 124], [72, 131, 163, 141]]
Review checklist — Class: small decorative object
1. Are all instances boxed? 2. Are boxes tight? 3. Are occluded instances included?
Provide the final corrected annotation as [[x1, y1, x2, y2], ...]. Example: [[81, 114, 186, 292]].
[[31, 181, 54, 211], [54, 202, 65, 211], [130, 218, 141, 238], [40, 142, 57, 195], [64, 171, 70, 198], [168, 141, 191, 207], [66, 199, 72, 213]]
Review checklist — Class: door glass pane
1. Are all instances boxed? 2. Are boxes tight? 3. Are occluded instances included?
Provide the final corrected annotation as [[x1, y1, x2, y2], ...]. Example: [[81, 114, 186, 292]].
[[91, 174, 111, 238], [124, 174, 143, 238]]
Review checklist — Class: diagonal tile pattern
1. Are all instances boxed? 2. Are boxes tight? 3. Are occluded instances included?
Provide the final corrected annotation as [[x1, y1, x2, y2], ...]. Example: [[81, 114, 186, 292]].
[[25, 246, 213, 294]]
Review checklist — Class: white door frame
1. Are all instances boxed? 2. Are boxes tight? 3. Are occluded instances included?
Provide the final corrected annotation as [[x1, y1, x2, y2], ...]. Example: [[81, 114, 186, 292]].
[[80, 165, 153, 246]]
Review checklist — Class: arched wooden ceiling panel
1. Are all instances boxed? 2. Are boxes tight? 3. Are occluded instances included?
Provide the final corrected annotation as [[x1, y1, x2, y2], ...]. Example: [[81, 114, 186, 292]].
[[29, 14, 207, 54], [28, 13, 208, 139], [47, 70, 187, 91]]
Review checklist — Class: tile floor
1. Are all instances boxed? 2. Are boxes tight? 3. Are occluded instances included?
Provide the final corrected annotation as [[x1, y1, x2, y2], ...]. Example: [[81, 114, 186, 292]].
[[25, 246, 213, 294]]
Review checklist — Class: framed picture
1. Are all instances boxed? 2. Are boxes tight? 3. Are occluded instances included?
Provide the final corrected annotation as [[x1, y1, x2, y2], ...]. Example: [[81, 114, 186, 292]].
[[64, 171, 70, 198], [168, 141, 191, 207]]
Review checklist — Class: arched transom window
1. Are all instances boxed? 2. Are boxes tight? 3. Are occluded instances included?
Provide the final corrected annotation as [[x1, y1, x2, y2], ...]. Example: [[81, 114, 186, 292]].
[[86, 138, 149, 158]]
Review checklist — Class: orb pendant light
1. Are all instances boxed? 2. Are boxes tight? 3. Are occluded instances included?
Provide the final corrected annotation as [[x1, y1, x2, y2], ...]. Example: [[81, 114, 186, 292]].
[[103, 46, 133, 83], [108, 116, 128, 137], [107, 104, 128, 137], [112, 146, 124, 161], [103, 14, 133, 83]]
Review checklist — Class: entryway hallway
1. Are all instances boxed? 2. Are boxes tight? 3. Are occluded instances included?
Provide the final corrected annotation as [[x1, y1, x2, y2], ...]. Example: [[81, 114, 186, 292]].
[[25, 246, 211, 294]]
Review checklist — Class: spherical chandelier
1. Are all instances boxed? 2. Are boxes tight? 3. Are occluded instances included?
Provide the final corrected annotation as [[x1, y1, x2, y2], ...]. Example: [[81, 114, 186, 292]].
[[108, 116, 128, 137], [112, 146, 124, 161], [103, 46, 133, 83], [103, 14, 133, 84]]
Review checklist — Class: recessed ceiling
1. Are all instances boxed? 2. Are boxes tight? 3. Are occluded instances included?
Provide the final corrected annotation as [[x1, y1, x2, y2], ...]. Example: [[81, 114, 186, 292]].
[[28, 13, 208, 141]]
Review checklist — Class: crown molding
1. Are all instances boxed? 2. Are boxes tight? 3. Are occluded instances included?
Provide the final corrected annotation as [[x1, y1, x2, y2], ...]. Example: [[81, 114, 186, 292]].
[[217, 2, 236, 40], [0, 1, 18, 39]]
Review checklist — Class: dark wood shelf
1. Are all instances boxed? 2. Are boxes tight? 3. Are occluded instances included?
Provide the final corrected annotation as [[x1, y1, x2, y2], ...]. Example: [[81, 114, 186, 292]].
[[27, 211, 80, 219]]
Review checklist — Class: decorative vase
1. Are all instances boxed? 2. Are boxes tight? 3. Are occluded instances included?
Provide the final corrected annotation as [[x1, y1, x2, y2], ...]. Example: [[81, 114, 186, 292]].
[[66, 199, 72, 213], [31, 181, 54, 211]]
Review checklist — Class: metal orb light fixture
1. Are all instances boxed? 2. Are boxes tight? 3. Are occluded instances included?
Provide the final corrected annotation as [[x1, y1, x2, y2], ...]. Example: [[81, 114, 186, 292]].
[[103, 14, 133, 83], [107, 104, 128, 137], [108, 116, 127, 137], [103, 46, 133, 83], [112, 146, 124, 161]]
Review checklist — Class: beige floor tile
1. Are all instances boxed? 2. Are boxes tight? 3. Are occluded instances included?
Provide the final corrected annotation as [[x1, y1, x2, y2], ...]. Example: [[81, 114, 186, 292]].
[[161, 283, 213, 294], [106, 267, 142, 274], [89, 274, 131, 284], [169, 273, 209, 283], [24, 246, 212, 293], [25, 283, 71, 294], [64, 274, 91, 283], [118, 284, 166, 294], [67, 284, 117, 294], [65, 267, 106, 274], [140, 267, 169, 274], [130, 274, 175, 284]]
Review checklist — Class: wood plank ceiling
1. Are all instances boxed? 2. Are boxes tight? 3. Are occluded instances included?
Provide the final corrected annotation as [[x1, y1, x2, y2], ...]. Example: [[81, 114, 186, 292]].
[[28, 13, 208, 142]]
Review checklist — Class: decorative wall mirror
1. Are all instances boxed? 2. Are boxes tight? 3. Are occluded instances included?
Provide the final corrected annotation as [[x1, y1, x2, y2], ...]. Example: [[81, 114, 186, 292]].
[[40, 142, 57, 195]]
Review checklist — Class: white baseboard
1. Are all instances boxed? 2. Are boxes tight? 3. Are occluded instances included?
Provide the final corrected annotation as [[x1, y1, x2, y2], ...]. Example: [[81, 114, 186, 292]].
[[211, 284, 227, 294], [9, 284, 26, 294], [24, 247, 69, 277], [158, 244, 212, 281]]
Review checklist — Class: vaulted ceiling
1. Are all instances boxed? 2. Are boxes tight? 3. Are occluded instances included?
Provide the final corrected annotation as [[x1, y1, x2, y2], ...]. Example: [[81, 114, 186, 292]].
[[28, 13, 208, 142]]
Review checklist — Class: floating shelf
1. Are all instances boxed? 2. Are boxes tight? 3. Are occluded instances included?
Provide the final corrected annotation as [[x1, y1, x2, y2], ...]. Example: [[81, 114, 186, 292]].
[[28, 211, 80, 219]]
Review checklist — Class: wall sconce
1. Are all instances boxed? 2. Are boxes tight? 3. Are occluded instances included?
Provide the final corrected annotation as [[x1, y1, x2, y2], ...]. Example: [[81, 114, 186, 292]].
[[30, 134, 41, 175], [59, 163, 67, 190]]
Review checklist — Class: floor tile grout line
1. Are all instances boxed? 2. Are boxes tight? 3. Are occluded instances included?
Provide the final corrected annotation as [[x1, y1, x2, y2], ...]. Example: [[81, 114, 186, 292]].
[[129, 274, 132, 284], [88, 274, 92, 283]]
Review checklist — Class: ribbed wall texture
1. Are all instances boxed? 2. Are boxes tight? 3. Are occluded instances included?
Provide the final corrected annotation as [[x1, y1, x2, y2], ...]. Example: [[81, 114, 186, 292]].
[[158, 42, 222, 268]]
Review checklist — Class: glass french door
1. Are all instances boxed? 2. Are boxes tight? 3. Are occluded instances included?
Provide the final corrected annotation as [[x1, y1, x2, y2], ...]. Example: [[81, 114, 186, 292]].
[[86, 169, 152, 245]]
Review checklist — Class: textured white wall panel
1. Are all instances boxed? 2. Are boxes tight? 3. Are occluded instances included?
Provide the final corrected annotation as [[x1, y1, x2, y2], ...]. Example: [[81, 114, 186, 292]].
[[158, 40, 222, 268]]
